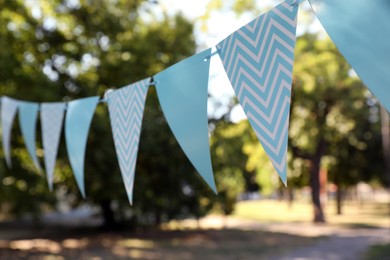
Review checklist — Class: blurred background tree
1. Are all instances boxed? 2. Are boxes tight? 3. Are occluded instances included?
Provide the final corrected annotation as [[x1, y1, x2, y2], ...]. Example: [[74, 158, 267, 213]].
[[290, 33, 385, 222]]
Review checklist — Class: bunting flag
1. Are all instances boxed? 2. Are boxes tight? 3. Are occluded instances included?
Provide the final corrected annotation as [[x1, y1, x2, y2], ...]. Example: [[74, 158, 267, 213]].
[[65, 96, 100, 197], [217, 1, 298, 184], [107, 78, 150, 204], [308, 0, 390, 112], [41, 102, 66, 190], [18, 101, 42, 172], [1, 97, 19, 168], [154, 48, 217, 192]]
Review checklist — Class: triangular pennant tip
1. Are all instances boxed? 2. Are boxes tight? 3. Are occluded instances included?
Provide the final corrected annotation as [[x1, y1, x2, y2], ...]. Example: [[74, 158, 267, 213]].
[[154, 48, 217, 193], [18, 101, 42, 172], [1, 97, 19, 168], [217, 1, 298, 183], [41, 102, 66, 191], [65, 96, 100, 198], [107, 77, 151, 204]]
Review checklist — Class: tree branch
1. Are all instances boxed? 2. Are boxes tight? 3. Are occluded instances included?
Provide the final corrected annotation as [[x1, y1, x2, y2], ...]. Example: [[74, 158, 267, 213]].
[[289, 139, 312, 160]]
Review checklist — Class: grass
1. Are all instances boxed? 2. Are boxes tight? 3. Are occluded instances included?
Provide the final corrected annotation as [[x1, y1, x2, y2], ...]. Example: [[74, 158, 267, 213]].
[[233, 199, 390, 228], [364, 243, 390, 260]]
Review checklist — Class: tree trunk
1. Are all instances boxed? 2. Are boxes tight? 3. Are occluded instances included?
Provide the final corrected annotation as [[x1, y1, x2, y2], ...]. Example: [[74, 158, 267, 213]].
[[335, 173, 342, 215], [290, 135, 327, 222], [287, 188, 294, 210], [309, 139, 327, 223], [100, 199, 118, 229], [155, 209, 162, 226], [310, 160, 325, 222], [336, 185, 342, 215]]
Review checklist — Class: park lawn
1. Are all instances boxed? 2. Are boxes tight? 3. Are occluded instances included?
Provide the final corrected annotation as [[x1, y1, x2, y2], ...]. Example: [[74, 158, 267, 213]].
[[364, 243, 390, 260], [0, 227, 318, 259], [233, 199, 390, 228]]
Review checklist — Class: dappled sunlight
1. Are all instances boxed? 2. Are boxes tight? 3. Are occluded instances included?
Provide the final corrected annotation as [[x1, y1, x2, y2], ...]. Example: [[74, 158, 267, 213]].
[[111, 247, 158, 259], [233, 199, 390, 228], [171, 234, 217, 247], [61, 238, 89, 249], [9, 239, 62, 253], [116, 238, 155, 249]]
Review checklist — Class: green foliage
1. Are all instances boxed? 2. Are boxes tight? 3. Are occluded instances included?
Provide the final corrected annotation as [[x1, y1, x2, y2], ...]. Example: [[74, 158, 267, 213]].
[[291, 33, 385, 187], [210, 119, 247, 215], [364, 243, 390, 260]]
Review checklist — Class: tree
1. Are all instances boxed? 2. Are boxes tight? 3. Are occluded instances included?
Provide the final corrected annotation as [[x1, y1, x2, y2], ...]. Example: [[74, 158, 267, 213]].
[[0, 0, 215, 227], [290, 33, 385, 221], [210, 118, 249, 216]]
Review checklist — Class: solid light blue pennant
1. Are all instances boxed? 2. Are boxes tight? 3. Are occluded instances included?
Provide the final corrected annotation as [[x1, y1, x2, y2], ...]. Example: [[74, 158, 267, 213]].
[[18, 101, 42, 172], [65, 96, 100, 198], [217, 0, 299, 184], [309, 0, 390, 112], [107, 78, 150, 204], [1, 97, 19, 168], [41, 102, 66, 190], [154, 48, 217, 193]]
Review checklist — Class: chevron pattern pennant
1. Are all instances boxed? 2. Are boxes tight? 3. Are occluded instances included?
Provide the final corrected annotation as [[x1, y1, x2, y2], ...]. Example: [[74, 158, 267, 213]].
[[1, 97, 19, 168], [107, 78, 150, 204], [217, 1, 298, 184], [65, 96, 100, 198], [18, 101, 42, 172], [41, 102, 66, 190]]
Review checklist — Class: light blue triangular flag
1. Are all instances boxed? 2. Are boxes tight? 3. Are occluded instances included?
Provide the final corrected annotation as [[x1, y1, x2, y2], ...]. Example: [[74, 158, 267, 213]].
[[309, 0, 390, 112], [65, 96, 100, 197], [18, 101, 42, 172], [1, 97, 19, 168], [107, 78, 150, 204], [217, 1, 298, 185], [41, 102, 66, 190], [154, 48, 217, 193]]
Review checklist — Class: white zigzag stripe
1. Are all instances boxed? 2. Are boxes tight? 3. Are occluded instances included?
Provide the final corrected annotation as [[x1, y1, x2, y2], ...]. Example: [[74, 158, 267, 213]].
[[274, 2, 297, 27], [234, 48, 293, 96], [218, 1, 298, 180], [41, 102, 66, 189], [224, 14, 295, 72], [241, 77, 291, 132], [227, 22, 295, 79], [247, 109, 289, 173], [238, 17, 295, 50], [237, 64, 291, 112], [108, 78, 150, 203], [246, 94, 290, 152]]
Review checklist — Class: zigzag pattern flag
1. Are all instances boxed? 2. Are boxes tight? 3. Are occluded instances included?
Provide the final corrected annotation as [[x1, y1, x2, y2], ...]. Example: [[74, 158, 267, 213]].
[[41, 102, 66, 190], [1, 97, 19, 168], [107, 78, 150, 204], [217, 0, 298, 184], [18, 101, 42, 172]]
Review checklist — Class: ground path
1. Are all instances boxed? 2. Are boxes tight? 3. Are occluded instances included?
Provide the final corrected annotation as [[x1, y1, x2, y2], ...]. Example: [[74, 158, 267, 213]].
[[191, 215, 390, 260]]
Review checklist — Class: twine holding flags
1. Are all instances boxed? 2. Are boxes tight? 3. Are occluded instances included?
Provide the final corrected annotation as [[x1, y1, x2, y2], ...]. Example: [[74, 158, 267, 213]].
[[0, 0, 389, 203]]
